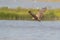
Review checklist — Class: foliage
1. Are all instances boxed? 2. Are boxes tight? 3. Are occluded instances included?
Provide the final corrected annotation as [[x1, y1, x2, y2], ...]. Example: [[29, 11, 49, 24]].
[[0, 7, 60, 20]]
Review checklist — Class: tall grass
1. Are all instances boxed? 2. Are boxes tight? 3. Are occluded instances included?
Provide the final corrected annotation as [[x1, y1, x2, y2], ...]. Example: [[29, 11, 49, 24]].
[[0, 7, 60, 20], [0, 11, 32, 20]]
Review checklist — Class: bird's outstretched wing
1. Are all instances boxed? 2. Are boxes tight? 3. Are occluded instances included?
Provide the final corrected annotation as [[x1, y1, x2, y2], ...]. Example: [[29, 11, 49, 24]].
[[28, 11, 39, 21]]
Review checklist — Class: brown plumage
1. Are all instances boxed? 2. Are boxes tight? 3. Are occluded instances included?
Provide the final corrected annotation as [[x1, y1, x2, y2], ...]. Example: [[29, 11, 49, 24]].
[[28, 7, 47, 21]]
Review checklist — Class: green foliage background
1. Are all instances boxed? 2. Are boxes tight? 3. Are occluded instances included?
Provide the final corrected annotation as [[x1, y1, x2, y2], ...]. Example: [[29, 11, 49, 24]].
[[0, 7, 60, 20]]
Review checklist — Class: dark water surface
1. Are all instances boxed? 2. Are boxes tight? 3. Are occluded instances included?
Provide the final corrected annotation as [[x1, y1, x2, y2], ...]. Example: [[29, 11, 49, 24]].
[[0, 20, 60, 40]]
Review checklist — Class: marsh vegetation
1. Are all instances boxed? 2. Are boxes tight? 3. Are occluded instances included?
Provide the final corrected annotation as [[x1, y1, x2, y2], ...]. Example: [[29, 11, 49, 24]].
[[0, 7, 60, 20]]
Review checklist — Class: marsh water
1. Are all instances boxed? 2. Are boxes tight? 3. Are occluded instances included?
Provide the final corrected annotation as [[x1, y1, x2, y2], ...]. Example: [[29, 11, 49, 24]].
[[0, 20, 60, 40]]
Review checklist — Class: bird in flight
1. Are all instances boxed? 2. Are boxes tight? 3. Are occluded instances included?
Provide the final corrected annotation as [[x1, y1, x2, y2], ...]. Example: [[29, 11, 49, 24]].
[[28, 7, 47, 21]]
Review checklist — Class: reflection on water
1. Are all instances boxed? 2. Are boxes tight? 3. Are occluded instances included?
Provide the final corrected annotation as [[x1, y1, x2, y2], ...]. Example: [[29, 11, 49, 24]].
[[0, 20, 60, 40]]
